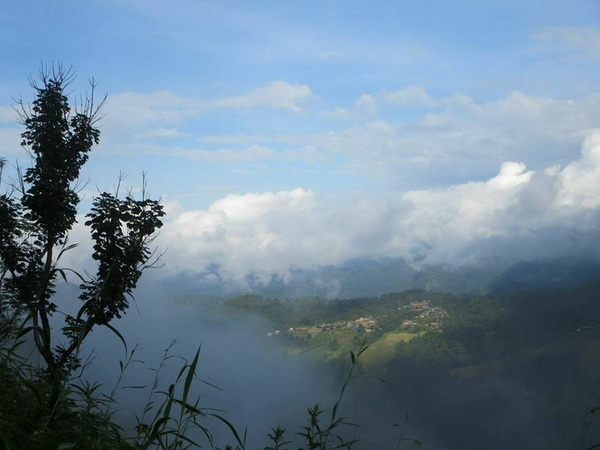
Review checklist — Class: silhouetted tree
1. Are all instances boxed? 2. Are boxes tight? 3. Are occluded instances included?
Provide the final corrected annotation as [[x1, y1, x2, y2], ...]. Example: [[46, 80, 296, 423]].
[[0, 65, 165, 400]]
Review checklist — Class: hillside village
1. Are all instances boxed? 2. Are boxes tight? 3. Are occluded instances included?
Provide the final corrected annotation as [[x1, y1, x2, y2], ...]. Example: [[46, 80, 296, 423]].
[[267, 298, 449, 341], [272, 315, 379, 339], [399, 299, 448, 332]]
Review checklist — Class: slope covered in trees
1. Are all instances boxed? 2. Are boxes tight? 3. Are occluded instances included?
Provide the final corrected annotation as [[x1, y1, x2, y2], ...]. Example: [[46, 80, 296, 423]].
[[188, 280, 600, 448]]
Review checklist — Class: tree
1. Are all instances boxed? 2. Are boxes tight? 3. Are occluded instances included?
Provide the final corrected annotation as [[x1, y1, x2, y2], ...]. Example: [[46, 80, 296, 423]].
[[0, 65, 165, 400]]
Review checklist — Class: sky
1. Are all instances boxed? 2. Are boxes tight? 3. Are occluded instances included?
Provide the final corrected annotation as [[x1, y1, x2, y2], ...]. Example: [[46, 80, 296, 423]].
[[2, 0, 600, 284]]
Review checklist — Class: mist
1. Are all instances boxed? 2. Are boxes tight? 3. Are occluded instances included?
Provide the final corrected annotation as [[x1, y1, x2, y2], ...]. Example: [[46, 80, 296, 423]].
[[53, 259, 599, 450], [74, 277, 343, 448]]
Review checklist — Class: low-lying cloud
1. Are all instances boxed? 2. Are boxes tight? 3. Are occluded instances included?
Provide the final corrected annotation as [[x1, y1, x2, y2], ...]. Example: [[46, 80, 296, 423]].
[[156, 131, 600, 284]]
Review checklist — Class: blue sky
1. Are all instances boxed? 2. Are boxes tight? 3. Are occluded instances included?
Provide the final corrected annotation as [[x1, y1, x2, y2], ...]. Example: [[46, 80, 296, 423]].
[[2, 1, 600, 282]]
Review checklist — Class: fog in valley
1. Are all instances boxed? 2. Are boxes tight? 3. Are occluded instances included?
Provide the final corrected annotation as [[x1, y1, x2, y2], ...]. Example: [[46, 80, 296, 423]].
[[63, 249, 600, 449]]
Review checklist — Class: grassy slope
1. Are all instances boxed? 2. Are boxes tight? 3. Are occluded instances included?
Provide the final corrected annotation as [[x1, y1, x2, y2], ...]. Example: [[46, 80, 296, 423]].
[[361, 331, 423, 368]]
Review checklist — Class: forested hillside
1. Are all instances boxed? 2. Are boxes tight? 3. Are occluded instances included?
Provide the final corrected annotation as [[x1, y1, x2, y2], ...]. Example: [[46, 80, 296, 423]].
[[180, 280, 600, 449]]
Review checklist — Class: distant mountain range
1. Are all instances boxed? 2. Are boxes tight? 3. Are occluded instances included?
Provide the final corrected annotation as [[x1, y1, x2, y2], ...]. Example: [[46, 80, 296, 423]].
[[159, 255, 600, 299]]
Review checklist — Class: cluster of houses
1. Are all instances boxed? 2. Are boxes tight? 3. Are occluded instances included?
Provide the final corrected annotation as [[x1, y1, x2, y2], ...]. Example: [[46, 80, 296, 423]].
[[267, 316, 379, 338], [400, 299, 448, 333], [315, 316, 378, 332], [346, 316, 377, 332], [266, 299, 450, 339], [317, 323, 343, 331]]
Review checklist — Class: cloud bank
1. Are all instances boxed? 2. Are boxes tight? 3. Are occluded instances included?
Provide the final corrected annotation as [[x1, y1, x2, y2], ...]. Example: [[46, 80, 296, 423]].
[[156, 131, 600, 284]]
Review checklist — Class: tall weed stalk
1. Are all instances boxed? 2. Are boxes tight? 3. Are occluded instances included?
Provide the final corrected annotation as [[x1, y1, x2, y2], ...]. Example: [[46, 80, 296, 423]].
[[132, 341, 246, 450]]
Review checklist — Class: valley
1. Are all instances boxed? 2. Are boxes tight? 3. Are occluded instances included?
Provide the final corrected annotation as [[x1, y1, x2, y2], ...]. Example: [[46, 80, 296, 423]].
[[180, 279, 600, 448]]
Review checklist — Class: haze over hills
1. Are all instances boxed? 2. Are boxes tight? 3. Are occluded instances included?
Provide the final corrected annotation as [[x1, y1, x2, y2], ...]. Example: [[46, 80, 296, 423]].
[[152, 268, 600, 450], [14, 238, 600, 449], [141, 253, 600, 449], [158, 254, 600, 299]]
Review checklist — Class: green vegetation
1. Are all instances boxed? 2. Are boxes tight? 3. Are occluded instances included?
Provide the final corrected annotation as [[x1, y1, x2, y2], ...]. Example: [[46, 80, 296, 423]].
[[0, 65, 203, 448], [211, 290, 454, 364], [361, 331, 422, 368]]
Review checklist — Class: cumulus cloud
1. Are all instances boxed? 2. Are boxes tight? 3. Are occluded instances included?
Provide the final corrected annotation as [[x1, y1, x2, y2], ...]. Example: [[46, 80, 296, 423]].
[[556, 131, 600, 209], [213, 81, 313, 112], [355, 94, 377, 115], [322, 94, 376, 118], [156, 131, 600, 282], [159, 188, 332, 280]]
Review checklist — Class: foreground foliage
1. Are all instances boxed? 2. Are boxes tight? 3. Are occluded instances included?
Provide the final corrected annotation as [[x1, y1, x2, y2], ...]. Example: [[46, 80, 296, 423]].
[[0, 65, 166, 447], [0, 65, 373, 450]]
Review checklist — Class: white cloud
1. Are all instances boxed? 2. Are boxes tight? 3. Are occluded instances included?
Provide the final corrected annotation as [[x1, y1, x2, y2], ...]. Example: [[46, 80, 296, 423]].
[[101, 81, 314, 142], [380, 85, 437, 108], [473, 92, 599, 145], [315, 89, 600, 179], [322, 87, 432, 119], [319, 86, 600, 178], [399, 162, 537, 259], [109, 91, 196, 124], [355, 94, 376, 115], [556, 131, 600, 209], [156, 131, 600, 282], [214, 81, 314, 112], [89, 83, 600, 189], [160, 188, 333, 278]]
